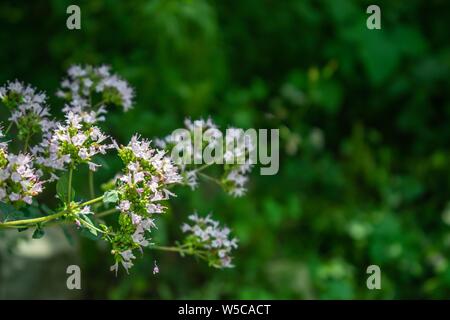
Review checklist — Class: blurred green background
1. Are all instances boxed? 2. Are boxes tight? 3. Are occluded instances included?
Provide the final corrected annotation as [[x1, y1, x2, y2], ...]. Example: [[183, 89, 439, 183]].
[[1, 0, 450, 299]]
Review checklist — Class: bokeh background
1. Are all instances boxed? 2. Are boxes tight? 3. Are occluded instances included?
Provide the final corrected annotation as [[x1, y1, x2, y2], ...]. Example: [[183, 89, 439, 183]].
[[1, 0, 450, 299]]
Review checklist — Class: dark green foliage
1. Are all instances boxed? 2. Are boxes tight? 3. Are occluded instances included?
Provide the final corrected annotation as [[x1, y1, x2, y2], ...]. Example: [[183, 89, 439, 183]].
[[0, 0, 449, 299]]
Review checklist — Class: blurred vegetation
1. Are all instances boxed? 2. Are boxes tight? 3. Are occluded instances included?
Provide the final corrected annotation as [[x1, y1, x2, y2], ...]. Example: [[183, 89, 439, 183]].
[[1, 0, 450, 299]]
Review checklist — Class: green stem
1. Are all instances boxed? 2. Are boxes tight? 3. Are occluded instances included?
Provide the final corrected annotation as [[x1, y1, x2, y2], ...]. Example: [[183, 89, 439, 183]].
[[93, 99, 107, 109], [198, 172, 222, 186], [23, 133, 31, 152], [194, 163, 212, 173], [150, 244, 194, 253], [68, 167, 73, 204], [95, 208, 118, 218], [149, 245, 186, 253], [82, 196, 104, 207], [0, 196, 104, 229], [0, 211, 66, 228], [149, 245, 209, 262], [5, 121, 13, 134], [88, 170, 95, 200], [79, 218, 112, 236]]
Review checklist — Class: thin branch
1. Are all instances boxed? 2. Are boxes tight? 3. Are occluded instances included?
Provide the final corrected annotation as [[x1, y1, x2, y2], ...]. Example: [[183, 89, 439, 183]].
[[0, 196, 104, 229]]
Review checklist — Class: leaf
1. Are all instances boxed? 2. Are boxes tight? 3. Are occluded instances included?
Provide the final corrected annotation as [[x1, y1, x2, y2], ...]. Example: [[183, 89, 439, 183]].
[[25, 206, 42, 218], [61, 225, 75, 246], [80, 227, 100, 240], [0, 202, 24, 221], [95, 157, 110, 170], [81, 215, 98, 236], [103, 190, 119, 205], [32, 225, 45, 239], [56, 174, 68, 199], [0, 202, 18, 214], [56, 173, 75, 202]]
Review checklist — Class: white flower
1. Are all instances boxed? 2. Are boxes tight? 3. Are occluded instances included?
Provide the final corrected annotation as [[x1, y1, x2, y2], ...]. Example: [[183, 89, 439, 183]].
[[156, 118, 254, 197], [153, 261, 159, 275], [118, 200, 131, 212], [35, 112, 114, 173], [119, 249, 136, 274], [115, 135, 181, 219], [58, 64, 135, 113], [0, 81, 55, 142], [181, 213, 238, 268], [130, 213, 141, 225], [0, 150, 44, 205], [79, 206, 92, 215], [110, 262, 119, 276], [88, 162, 100, 171]]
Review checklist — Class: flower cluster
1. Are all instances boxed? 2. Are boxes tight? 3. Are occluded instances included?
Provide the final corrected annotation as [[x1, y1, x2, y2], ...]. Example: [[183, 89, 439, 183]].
[[55, 112, 113, 169], [0, 125, 6, 150], [156, 117, 254, 197], [0, 80, 45, 110], [222, 163, 252, 197], [62, 99, 107, 125], [155, 117, 218, 168], [221, 127, 255, 197], [108, 135, 181, 273], [117, 135, 181, 215], [0, 150, 44, 205], [109, 217, 157, 275], [0, 81, 56, 141], [181, 213, 238, 268], [56, 64, 134, 112], [0, 127, 7, 167], [0, 65, 243, 278], [42, 112, 113, 172]]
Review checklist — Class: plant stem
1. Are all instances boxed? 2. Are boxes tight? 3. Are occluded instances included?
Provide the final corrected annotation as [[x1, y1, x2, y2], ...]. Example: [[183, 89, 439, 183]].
[[198, 172, 222, 186], [88, 170, 95, 200], [23, 133, 30, 152], [149, 245, 209, 262], [93, 99, 107, 109], [0, 211, 66, 228], [0, 196, 104, 229], [82, 196, 104, 207], [194, 163, 212, 173], [95, 208, 118, 218], [149, 245, 186, 253], [68, 167, 73, 204], [5, 121, 13, 134], [79, 218, 113, 236]]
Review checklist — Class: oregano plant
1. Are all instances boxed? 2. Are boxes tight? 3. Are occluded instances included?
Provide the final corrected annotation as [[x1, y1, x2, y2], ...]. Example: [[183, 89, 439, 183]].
[[0, 65, 252, 274]]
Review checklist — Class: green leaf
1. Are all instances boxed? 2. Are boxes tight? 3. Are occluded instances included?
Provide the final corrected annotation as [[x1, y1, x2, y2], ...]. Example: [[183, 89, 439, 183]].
[[103, 190, 119, 205], [56, 174, 68, 199], [81, 215, 98, 236], [61, 226, 75, 246], [80, 229, 97, 240], [0, 202, 24, 221], [80, 227, 100, 240], [26, 206, 42, 218], [0, 202, 16, 217], [32, 226, 45, 239], [95, 157, 110, 170], [41, 204, 54, 215], [56, 173, 75, 202]]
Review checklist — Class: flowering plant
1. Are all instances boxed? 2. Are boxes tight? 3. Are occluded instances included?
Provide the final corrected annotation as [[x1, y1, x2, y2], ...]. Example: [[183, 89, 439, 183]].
[[0, 65, 248, 275]]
